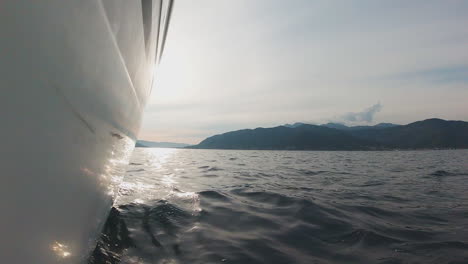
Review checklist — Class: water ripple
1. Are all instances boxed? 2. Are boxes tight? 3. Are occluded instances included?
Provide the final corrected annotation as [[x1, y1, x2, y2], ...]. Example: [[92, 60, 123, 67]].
[[90, 149, 468, 264]]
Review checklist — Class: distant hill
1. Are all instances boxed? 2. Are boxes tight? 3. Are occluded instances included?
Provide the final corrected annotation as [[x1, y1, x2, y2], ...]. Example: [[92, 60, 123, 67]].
[[320, 122, 350, 130], [188, 119, 468, 150], [136, 140, 190, 148], [321, 122, 400, 131], [283, 122, 310, 128], [284, 122, 400, 130], [189, 125, 373, 150], [348, 118, 468, 149]]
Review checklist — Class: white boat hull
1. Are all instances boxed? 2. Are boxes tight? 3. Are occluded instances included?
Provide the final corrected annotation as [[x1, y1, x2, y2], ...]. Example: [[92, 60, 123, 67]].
[[0, 1, 172, 263]]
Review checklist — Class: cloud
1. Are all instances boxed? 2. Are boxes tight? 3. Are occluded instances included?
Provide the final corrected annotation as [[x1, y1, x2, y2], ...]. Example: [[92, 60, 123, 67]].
[[341, 103, 382, 123]]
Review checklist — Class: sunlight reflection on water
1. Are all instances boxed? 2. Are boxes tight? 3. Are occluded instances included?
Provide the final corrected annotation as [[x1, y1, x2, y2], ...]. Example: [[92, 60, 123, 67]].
[[117, 148, 201, 213]]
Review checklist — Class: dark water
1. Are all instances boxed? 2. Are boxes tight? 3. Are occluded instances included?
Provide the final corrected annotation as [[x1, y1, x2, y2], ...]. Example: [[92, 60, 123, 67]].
[[90, 149, 468, 264]]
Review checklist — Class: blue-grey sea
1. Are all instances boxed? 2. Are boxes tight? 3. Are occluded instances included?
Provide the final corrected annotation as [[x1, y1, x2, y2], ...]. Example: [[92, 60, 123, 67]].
[[90, 148, 468, 264]]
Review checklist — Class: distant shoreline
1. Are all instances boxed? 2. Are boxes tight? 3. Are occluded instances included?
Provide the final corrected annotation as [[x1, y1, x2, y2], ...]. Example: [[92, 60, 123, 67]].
[[184, 147, 468, 152]]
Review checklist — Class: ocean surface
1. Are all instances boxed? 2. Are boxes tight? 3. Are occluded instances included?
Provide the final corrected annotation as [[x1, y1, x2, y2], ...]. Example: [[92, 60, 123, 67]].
[[90, 149, 468, 264]]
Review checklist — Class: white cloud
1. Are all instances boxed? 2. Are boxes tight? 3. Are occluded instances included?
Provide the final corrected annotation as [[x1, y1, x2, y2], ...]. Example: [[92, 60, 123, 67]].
[[340, 103, 383, 123]]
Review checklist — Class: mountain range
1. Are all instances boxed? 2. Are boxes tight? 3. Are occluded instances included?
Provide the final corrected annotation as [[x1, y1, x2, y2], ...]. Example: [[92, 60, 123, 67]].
[[188, 118, 468, 150]]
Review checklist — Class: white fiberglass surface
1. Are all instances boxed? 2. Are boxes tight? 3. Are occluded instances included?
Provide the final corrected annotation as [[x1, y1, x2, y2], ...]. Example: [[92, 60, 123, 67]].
[[0, 1, 168, 263]]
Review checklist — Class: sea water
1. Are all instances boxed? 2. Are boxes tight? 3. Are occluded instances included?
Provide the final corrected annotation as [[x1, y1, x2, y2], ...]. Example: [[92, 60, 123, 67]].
[[90, 148, 468, 264]]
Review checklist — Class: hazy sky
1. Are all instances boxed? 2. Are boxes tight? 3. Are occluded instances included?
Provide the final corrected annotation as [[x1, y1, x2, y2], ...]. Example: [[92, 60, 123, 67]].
[[139, 0, 468, 144]]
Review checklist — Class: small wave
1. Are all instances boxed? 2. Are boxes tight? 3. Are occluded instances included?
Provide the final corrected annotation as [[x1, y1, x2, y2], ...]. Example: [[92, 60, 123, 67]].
[[405, 241, 468, 250], [346, 205, 400, 219], [126, 168, 145, 172], [299, 169, 328, 176], [231, 189, 298, 207], [206, 167, 223, 172], [326, 229, 403, 246], [431, 170, 455, 177], [199, 190, 231, 201], [361, 180, 385, 187], [381, 195, 410, 202], [198, 166, 223, 172], [256, 172, 274, 177], [429, 170, 468, 177], [199, 204, 282, 232], [233, 175, 258, 182], [201, 174, 219, 178]]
